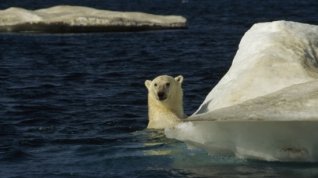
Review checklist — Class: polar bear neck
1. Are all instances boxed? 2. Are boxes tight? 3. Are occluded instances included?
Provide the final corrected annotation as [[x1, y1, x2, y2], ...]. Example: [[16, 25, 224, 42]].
[[148, 89, 184, 119], [166, 88, 184, 118]]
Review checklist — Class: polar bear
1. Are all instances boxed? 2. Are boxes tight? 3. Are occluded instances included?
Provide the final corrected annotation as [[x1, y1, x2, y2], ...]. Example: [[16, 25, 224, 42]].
[[145, 75, 185, 129]]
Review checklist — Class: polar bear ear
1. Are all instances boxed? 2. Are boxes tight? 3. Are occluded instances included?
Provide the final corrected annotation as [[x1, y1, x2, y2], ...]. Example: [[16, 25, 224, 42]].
[[145, 80, 152, 89], [175, 75, 184, 84]]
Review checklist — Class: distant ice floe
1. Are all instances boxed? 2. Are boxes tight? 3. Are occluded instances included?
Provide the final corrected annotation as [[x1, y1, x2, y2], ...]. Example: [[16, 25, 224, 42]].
[[0, 5, 187, 33], [166, 21, 318, 162]]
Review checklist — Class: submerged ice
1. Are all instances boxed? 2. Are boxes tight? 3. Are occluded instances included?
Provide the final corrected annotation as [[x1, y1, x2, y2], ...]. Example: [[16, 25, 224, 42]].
[[166, 21, 318, 162]]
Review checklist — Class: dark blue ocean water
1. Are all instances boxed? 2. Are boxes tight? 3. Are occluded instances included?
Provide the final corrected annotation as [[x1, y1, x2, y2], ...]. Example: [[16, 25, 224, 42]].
[[1, 0, 318, 177]]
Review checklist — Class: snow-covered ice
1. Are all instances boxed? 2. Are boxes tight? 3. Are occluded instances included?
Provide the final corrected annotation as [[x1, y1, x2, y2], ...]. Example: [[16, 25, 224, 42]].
[[166, 21, 318, 162]]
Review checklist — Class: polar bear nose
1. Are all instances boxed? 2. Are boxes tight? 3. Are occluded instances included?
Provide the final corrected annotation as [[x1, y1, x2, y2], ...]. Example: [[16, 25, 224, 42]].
[[158, 91, 166, 101]]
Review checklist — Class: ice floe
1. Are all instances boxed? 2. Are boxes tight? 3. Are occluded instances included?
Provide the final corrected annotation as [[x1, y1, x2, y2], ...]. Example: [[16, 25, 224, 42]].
[[166, 21, 318, 162], [0, 5, 187, 33]]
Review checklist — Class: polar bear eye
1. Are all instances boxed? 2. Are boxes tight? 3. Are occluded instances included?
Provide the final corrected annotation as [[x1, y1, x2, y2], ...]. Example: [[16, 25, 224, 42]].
[[154, 83, 158, 87], [166, 83, 170, 87]]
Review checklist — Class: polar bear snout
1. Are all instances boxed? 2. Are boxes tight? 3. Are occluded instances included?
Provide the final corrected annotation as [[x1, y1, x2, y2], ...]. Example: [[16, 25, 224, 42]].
[[157, 91, 167, 101]]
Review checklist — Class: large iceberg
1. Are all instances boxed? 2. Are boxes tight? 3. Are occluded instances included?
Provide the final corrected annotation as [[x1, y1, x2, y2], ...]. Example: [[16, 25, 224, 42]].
[[166, 21, 318, 162], [0, 5, 186, 33], [196, 21, 318, 112]]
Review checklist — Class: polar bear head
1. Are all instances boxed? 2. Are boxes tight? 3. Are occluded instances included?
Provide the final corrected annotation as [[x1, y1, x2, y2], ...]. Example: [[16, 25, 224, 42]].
[[145, 75, 183, 102]]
